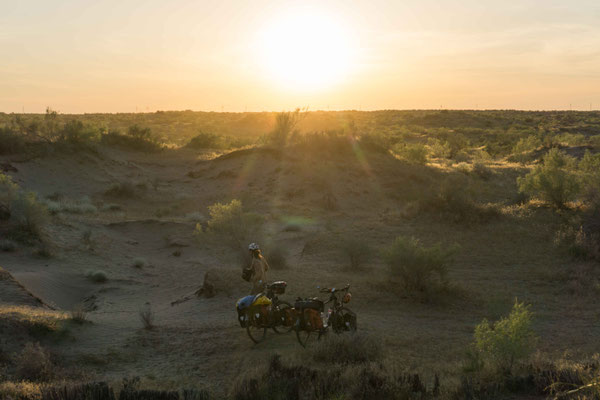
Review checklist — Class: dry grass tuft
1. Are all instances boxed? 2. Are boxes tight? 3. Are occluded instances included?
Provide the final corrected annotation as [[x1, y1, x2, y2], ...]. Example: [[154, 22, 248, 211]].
[[15, 342, 54, 381], [139, 306, 155, 330]]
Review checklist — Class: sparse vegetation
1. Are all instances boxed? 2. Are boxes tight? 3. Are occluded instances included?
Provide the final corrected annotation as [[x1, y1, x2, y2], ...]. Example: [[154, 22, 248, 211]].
[[311, 334, 382, 364], [132, 257, 147, 269], [518, 148, 580, 208], [139, 306, 155, 330], [384, 236, 457, 294], [70, 304, 88, 324], [196, 199, 264, 260], [473, 301, 537, 375], [340, 237, 372, 270], [86, 270, 107, 283], [104, 181, 140, 198], [15, 342, 54, 381]]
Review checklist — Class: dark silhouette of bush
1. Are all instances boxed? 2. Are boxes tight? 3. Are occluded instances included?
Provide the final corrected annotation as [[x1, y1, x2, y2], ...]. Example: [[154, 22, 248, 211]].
[[339, 237, 372, 270], [311, 334, 382, 364], [101, 126, 161, 152], [384, 236, 458, 294], [0, 127, 26, 154]]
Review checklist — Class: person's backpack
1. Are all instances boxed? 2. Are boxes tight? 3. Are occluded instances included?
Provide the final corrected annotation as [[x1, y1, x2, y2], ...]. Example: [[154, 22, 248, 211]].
[[242, 267, 253, 282]]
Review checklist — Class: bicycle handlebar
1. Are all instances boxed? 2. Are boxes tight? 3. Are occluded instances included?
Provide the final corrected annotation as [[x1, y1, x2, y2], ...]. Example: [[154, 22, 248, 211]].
[[318, 284, 350, 294]]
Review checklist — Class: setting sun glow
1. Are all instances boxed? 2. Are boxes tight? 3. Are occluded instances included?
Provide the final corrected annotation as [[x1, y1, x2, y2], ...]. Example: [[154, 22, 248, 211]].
[[256, 11, 355, 91]]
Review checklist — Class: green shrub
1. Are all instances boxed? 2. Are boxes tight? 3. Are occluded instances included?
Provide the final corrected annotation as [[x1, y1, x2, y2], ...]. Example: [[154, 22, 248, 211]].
[[0, 239, 17, 252], [474, 301, 537, 374], [427, 138, 452, 158], [58, 120, 100, 144], [394, 143, 428, 164], [384, 236, 457, 293], [132, 257, 147, 268], [517, 148, 579, 208], [9, 191, 48, 239], [472, 161, 492, 180], [0, 172, 19, 208], [422, 175, 499, 224], [340, 237, 373, 270], [87, 270, 107, 283], [196, 199, 264, 260]]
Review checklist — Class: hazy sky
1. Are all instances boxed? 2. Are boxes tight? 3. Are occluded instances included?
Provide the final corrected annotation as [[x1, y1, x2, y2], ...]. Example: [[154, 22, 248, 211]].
[[2, 0, 600, 113]]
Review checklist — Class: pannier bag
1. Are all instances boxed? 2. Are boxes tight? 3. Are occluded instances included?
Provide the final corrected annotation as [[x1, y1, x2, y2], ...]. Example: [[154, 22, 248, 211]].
[[294, 297, 324, 313], [236, 295, 255, 327], [268, 281, 287, 294], [302, 308, 323, 331], [241, 267, 253, 282], [277, 307, 296, 327]]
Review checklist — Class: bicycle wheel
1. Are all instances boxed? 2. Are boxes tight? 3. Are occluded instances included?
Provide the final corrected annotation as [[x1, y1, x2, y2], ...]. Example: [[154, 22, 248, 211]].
[[295, 312, 325, 348], [246, 310, 267, 344], [272, 301, 294, 334]]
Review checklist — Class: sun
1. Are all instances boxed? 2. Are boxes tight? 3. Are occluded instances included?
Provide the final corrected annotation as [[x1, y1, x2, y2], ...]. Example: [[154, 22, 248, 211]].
[[257, 10, 355, 91]]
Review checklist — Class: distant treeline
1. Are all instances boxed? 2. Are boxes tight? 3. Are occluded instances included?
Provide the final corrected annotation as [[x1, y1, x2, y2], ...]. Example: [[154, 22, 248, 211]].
[[1, 109, 599, 147]]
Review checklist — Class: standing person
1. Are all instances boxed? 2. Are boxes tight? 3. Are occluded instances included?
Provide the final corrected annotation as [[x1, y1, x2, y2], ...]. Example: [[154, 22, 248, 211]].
[[247, 243, 269, 294]]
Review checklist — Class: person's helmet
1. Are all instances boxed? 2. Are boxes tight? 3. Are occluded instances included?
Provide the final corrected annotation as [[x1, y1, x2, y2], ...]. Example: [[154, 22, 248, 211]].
[[343, 293, 352, 303], [248, 243, 260, 251]]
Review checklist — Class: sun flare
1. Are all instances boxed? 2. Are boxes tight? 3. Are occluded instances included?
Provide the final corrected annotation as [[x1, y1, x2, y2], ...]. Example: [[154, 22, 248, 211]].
[[257, 11, 355, 91]]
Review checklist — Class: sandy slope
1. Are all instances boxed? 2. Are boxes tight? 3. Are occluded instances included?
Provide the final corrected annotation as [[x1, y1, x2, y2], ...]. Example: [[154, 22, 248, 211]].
[[1, 144, 599, 395]]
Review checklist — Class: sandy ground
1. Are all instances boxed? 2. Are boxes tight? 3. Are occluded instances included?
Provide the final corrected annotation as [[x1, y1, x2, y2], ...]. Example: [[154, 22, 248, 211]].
[[1, 145, 599, 395]]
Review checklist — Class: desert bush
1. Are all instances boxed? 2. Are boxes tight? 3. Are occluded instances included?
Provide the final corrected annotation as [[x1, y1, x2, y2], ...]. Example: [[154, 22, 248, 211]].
[[231, 354, 432, 400], [86, 270, 107, 283], [267, 108, 305, 146], [58, 119, 100, 145], [101, 203, 122, 211], [15, 342, 54, 381], [512, 135, 542, 160], [0, 126, 27, 154], [427, 138, 452, 158], [312, 334, 382, 364], [422, 175, 499, 224], [139, 305, 155, 330], [339, 237, 373, 270], [0, 239, 17, 252], [186, 131, 224, 149], [0, 172, 19, 213], [393, 143, 428, 164], [44, 196, 97, 215], [70, 304, 87, 324], [9, 191, 48, 240], [472, 161, 493, 180], [266, 246, 288, 269], [132, 257, 147, 268], [359, 132, 392, 153], [101, 127, 161, 152], [104, 181, 140, 198], [384, 236, 457, 293], [196, 199, 264, 260], [0, 381, 43, 400], [474, 301, 537, 375], [184, 212, 205, 223], [295, 130, 353, 155], [517, 148, 579, 208]]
